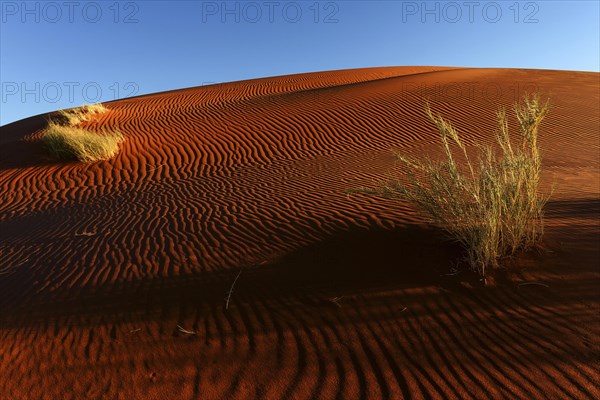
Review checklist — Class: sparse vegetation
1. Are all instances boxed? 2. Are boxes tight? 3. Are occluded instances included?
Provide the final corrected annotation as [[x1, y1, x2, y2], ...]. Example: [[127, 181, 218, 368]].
[[58, 103, 108, 126], [42, 122, 124, 162], [41, 104, 124, 162], [356, 94, 550, 277]]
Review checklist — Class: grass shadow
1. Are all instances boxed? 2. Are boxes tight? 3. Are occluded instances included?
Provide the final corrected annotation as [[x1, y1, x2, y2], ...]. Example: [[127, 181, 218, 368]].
[[0, 224, 463, 325], [0, 114, 54, 170]]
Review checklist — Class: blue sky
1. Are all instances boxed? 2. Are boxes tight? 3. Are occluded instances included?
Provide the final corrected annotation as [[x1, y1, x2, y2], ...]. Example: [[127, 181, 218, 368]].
[[1, 0, 599, 125]]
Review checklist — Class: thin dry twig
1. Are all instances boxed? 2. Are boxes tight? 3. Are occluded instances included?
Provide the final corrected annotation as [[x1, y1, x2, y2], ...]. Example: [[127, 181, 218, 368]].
[[518, 282, 550, 288], [225, 267, 244, 310], [75, 231, 96, 237], [147, 164, 165, 172], [177, 325, 197, 335], [442, 265, 460, 276], [328, 296, 344, 308]]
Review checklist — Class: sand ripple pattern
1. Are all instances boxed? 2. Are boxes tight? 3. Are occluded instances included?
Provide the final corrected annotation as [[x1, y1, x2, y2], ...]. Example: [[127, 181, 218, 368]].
[[1, 67, 599, 399]]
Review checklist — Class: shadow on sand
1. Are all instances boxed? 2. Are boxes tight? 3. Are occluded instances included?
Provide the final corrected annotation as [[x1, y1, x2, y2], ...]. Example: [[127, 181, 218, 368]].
[[0, 224, 464, 325]]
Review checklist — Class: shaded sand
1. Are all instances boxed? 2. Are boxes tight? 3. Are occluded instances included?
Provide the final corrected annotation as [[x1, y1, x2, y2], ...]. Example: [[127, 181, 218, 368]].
[[1, 67, 599, 399]]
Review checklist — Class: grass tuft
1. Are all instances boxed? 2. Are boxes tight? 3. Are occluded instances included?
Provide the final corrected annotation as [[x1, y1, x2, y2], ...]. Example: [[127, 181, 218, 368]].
[[58, 103, 108, 126], [41, 103, 124, 162], [43, 122, 124, 162], [357, 94, 550, 277]]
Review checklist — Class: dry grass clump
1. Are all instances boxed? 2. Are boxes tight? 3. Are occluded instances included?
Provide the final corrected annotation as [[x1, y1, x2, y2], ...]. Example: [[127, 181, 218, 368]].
[[359, 94, 550, 277], [43, 122, 124, 162], [41, 103, 124, 162], [58, 103, 108, 126]]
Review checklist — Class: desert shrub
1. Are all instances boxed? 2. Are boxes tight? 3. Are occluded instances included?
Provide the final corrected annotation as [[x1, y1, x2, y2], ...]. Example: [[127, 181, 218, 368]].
[[359, 94, 550, 277]]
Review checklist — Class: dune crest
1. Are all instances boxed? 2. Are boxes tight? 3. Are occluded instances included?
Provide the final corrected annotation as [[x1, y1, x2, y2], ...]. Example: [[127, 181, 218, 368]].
[[1, 67, 598, 399]]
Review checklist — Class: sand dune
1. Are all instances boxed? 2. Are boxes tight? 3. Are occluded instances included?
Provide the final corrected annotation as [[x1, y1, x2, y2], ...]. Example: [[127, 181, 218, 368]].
[[1, 67, 599, 399]]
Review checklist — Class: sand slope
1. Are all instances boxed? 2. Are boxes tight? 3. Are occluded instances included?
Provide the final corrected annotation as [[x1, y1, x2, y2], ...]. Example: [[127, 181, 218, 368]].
[[1, 67, 599, 399]]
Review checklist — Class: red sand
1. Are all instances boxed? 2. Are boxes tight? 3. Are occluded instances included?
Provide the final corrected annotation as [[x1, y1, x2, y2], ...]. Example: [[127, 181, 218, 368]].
[[1, 67, 599, 399]]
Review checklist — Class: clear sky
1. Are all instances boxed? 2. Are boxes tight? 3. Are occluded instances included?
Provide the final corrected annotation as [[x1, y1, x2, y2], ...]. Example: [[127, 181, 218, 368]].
[[1, 0, 599, 125]]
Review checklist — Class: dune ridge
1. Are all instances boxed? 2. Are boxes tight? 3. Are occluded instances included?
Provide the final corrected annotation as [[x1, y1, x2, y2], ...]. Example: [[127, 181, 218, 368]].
[[1, 66, 599, 399]]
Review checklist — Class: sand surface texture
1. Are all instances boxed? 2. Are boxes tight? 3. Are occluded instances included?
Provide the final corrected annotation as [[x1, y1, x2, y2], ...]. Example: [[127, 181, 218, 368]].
[[1, 67, 599, 399]]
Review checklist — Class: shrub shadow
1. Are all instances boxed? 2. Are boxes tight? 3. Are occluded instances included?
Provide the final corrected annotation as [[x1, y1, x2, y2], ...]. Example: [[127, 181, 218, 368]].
[[0, 224, 463, 325]]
